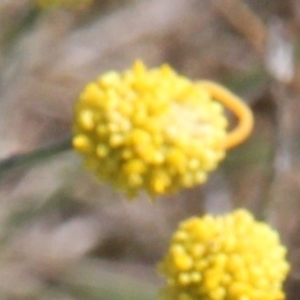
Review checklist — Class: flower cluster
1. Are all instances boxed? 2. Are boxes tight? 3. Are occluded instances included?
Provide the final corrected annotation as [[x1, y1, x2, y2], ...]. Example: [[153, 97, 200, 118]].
[[73, 61, 228, 197], [158, 209, 289, 300]]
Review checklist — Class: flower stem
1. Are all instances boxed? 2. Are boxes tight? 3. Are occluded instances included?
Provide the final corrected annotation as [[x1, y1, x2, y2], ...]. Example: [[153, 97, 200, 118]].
[[0, 136, 72, 178], [198, 81, 254, 149]]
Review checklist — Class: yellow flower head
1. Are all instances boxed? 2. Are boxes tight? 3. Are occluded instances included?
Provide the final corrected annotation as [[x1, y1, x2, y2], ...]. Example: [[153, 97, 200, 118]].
[[35, 0, 92, 9], [158, 209, 289, 300], [73, 61, 253, 198]]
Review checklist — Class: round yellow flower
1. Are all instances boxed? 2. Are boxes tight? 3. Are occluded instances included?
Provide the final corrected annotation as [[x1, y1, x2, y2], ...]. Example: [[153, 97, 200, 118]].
[[158, 209, 289, 300], [73, 61, 253, 198], [36, 0, 92, 9]]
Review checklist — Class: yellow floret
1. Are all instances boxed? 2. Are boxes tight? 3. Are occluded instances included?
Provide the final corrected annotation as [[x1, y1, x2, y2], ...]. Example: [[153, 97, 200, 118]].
[[73, 61, 252, 198], [158, 209, 289, 300]]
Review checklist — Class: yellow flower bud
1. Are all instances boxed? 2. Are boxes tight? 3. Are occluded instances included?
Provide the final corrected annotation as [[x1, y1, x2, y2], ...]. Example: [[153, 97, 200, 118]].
[[35, 0, 92, 9], [73, 61, 253, 198], [158, 209, 289, 300]]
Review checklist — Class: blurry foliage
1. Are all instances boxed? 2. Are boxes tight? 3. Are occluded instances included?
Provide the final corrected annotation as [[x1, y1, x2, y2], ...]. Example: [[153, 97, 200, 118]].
[[1, 0, 300, 299]]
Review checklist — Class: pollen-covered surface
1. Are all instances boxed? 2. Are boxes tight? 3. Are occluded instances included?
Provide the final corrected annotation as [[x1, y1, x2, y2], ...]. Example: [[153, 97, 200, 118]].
[[158, 209, 290, 300], [73, 61, 228, 198]]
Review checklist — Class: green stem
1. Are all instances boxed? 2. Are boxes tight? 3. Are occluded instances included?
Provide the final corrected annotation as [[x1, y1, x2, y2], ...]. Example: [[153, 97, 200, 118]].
[[0, 136, 73, 177]]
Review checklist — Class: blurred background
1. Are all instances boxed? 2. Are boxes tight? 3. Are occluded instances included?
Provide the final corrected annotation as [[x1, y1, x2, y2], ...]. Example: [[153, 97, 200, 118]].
[[0, 0, 300, 299]]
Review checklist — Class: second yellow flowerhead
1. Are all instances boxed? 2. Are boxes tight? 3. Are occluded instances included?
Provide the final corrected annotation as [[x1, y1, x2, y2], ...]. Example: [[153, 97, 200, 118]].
[[73, 61, 253, 198], [158, 209, 289, 300]]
